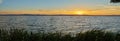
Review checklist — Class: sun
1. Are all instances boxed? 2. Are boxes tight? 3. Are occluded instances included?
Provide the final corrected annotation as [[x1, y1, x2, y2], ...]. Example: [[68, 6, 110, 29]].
[[75, 11, 84, 15]]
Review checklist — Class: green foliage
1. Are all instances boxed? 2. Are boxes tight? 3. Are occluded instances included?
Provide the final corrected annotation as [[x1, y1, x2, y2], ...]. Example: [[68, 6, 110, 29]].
[[0, 29, 120, 41]]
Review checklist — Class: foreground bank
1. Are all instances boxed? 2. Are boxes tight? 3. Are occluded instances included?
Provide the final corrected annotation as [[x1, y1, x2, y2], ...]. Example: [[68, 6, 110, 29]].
[[0, 29, 120, 41]]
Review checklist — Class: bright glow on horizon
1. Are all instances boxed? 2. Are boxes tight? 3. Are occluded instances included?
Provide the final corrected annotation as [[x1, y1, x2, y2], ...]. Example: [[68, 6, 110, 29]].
[[75, 11, 85, 15]]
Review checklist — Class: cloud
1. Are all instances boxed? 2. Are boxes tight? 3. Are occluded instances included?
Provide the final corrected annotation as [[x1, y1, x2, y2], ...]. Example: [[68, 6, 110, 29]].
[[0, 0, 2, 4], [89, 6, 120, 15]]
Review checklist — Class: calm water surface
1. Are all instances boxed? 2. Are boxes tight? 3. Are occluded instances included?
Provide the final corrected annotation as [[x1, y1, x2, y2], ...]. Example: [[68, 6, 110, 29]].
[[0, 16, 120, 33]]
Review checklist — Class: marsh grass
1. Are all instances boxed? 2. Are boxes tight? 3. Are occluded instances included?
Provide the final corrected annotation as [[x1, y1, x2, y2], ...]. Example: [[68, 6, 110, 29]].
[[0, 29, 120, 41]]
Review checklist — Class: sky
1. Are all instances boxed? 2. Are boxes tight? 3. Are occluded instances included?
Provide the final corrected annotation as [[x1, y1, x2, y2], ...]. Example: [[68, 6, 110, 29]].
[[0, 0, 120, 15]]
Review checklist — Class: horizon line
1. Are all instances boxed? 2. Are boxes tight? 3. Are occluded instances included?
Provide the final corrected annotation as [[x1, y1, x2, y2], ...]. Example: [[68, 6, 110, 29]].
[[0, 14, 120, 16]]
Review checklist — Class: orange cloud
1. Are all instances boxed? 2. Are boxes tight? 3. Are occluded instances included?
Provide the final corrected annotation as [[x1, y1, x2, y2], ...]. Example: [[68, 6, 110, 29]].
[[88, 6, 120, 15]]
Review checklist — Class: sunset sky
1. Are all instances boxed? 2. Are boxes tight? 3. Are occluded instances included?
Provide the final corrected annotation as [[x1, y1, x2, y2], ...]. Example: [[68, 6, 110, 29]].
[[0, 0, 120, 15]]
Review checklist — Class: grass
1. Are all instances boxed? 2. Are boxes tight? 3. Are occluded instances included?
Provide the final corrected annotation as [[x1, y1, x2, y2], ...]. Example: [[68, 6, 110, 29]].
[[0, 29, 120, 41]]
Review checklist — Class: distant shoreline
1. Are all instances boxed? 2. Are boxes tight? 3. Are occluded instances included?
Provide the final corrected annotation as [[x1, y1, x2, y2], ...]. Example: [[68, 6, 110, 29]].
[[0, 14, 120, 16]]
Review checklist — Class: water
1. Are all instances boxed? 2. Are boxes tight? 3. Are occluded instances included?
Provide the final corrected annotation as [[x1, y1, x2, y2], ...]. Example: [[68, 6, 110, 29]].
[[0, 16, 120, 33]]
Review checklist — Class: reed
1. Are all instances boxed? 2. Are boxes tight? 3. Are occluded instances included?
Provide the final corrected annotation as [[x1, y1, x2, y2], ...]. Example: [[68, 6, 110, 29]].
[[0, 28, 120, 41]]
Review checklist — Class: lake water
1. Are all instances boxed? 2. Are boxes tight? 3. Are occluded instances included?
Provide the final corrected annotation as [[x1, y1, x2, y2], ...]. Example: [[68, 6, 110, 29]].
[[0, 16, 120, 33]]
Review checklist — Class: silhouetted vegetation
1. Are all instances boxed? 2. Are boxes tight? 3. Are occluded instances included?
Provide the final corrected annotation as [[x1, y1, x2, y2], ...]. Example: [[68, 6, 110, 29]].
[[0, 29, 120, 41], [111, 0, 120, 3]]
